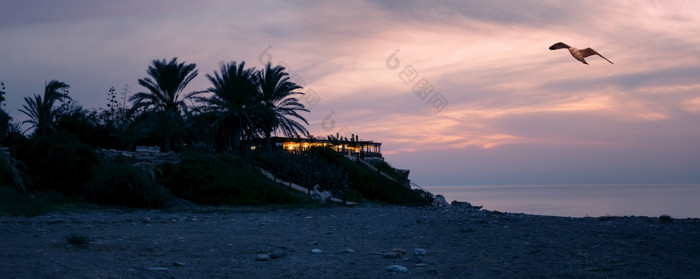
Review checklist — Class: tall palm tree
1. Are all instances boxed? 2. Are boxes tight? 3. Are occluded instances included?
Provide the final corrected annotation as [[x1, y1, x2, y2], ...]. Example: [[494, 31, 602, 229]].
[[130, 57, 199, 113], [195, 61, 258, 154], [256, 63, 309, 149], [19, 80, 71, 137], [129, 57, 198, 152]]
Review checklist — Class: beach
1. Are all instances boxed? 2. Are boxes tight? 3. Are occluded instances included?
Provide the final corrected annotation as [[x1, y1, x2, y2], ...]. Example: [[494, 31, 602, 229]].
[[1, 205, 698, 278]]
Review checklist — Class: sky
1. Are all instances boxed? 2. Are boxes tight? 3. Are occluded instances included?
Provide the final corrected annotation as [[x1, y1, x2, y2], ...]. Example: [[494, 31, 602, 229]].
[[1, 0, 699, 186]]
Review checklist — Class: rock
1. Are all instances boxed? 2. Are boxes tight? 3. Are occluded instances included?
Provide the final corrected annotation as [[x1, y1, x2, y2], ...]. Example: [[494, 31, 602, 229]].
[[386, 265, 408, 273], [342, 249, 356, 254], [414, 248, 426, 256], [269, 250, 287, 259], [255, 254, 270, 261], [432, 195, 450, 207], [383, 252, 402, 259], [310, 185, 332, 204], [311, 248, 322, 254], [391, 248, 407, 254], [451, 200, 483, 210], [172, 261, 185, 267]]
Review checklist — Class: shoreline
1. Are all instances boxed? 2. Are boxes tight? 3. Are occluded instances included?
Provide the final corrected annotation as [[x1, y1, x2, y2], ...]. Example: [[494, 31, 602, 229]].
[[1, 204, 698, 278], [425, 184, 700, 219]]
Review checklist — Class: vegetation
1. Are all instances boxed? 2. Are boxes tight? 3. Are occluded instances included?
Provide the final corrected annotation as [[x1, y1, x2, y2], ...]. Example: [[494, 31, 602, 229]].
[[367, 159, 409, 185], [309, 147, 427, 205], [659, 214, 673, 223], [255, 63, 309, 148], [129, 58, 199, 152], [87, 161, 170, 208], [254, 147, 427, 205], [15, 130, 98, 195], [0, 187, 64, 216], [196, 61, 258, 153], [158, 152, 309, 205], [0, 57, 428, 215], [19, 80, 72, 137], [1, 82, 10, 142], [253, 149, 351, 197]]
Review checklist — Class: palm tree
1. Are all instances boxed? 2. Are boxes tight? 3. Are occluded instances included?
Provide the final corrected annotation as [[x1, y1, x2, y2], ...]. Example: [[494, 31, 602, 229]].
[[256, 63, 309, 149], [19, 80, 71, 137], [129, 57, 198, 152], [195, 61, 258, 154]]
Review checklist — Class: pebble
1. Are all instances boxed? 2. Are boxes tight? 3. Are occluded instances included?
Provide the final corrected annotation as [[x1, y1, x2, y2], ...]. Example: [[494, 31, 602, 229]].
[[255, 254, 270, 261], [414, 248, 426, 256], [269, 250, 287, 259], [311, 249, 322, 254], [386, 265, 408, 273], [391, 248, 407, 254], [383, 252, 402, 259]]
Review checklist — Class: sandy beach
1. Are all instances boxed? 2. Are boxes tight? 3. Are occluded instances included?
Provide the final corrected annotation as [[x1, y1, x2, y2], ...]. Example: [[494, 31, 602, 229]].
[[1, 205, 698, 278]]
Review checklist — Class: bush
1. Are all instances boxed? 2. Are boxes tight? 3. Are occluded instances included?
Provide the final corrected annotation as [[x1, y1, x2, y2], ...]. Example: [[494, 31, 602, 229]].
[[15, 131, 98, 195], [252, 150, 349, 194], [0, 186, 64, 216], [159, 152, 308, 206], [309, 147, 428, 205], [253, 147, 428, 205], [87, 161, 170, 208]]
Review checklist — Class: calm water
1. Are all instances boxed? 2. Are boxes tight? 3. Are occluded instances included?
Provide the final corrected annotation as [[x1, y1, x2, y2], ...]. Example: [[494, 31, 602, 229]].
[[425, 184, 700, 218]]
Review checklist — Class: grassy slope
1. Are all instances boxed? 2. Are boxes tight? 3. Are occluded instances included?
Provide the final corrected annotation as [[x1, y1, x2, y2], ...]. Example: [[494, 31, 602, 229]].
[[310, 148, 428, 205], [158, 153, 310, 206]]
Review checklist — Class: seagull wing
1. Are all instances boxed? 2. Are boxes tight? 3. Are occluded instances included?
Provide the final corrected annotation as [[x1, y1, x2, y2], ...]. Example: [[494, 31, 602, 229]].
[[580, 48, 614, 64], [549, 42, 570, 50]]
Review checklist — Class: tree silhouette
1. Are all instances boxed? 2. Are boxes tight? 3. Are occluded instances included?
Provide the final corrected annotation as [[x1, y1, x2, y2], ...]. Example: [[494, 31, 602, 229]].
[[256, 63, 309, 149], [195, 61, 258, 154], [1, 82, 9, 142], [129, 58, 198, 152], [19, 80, 71, 137]]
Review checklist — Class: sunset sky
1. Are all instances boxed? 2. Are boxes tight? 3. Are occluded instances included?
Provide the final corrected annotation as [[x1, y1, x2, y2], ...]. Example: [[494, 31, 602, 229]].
[[2, 1, 699, 186]]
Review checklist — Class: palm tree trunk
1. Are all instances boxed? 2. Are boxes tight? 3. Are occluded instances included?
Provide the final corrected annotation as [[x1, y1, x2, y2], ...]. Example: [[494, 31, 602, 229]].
[[232, 126, 242, 155], [264, 130, 272, 151]]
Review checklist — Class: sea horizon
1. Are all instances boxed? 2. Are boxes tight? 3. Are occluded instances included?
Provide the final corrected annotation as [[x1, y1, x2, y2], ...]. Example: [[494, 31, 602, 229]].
[[424, 183, 700, 219]]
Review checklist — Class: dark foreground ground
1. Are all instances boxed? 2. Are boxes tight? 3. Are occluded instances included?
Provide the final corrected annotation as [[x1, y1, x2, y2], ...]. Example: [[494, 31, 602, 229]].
[[1, 205, 698, 278]]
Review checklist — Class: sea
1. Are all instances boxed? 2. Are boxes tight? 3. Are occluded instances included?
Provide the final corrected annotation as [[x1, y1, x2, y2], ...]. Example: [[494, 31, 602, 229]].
[[424, 184, 700, 219]]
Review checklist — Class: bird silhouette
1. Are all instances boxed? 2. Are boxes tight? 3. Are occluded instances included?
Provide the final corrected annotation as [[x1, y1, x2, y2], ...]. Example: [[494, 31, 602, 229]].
[[549, 42, 614, 65]]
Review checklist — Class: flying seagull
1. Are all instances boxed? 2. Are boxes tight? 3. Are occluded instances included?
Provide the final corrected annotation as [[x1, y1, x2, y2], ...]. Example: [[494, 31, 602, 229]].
[[549, 42, 614, 65]]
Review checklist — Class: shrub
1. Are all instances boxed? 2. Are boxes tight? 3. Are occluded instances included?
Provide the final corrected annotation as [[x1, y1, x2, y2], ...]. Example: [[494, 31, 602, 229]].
[[254, 147, 428, 205], [308, 147, 428, 205], [87, 161, 170, 208], [15, 131, 98, 195], [659, 214, 673, 223], [159, 152, 308, 206], [0, 187, 64, 216]]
